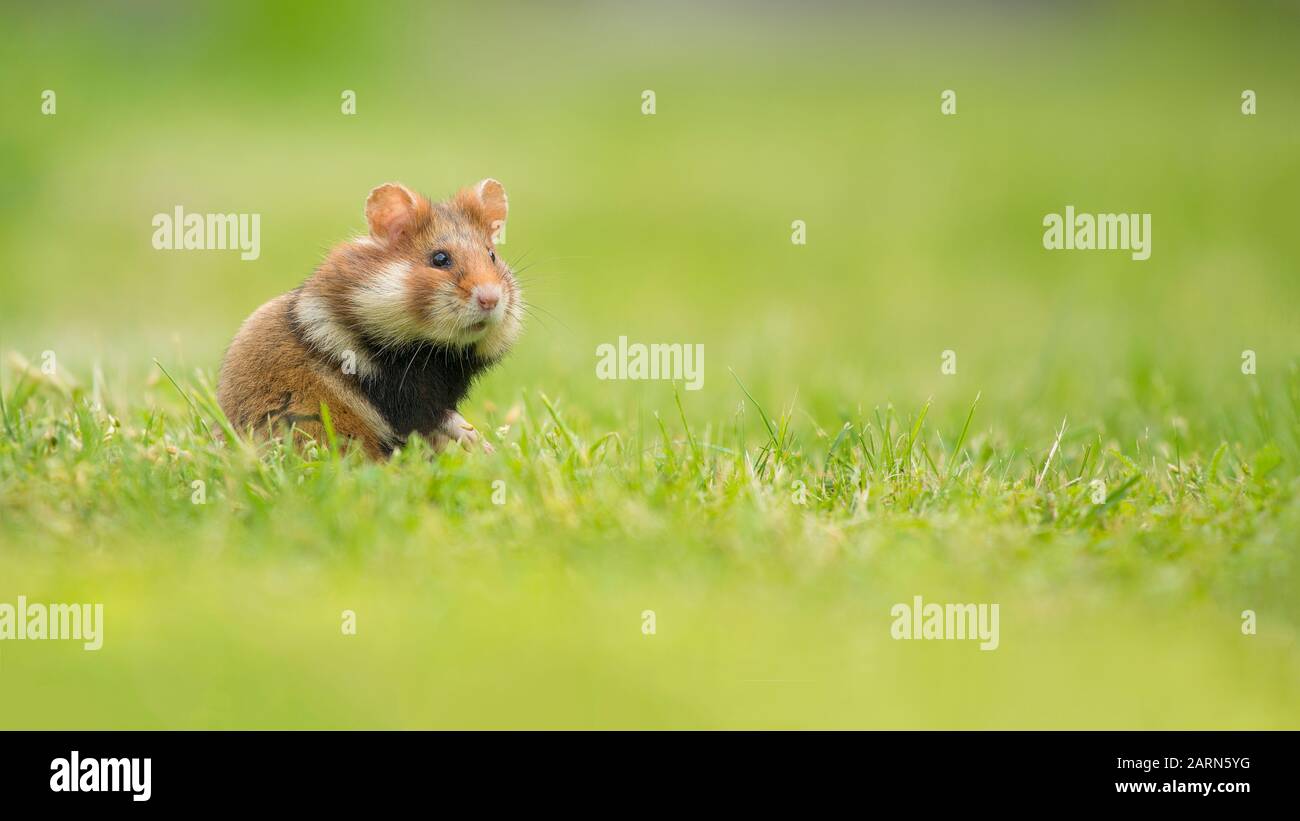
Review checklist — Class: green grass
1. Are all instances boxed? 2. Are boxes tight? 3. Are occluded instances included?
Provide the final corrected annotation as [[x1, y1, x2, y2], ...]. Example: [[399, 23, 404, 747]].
[[2, 0, 1299, 727], [0, 355, 1297, 728]]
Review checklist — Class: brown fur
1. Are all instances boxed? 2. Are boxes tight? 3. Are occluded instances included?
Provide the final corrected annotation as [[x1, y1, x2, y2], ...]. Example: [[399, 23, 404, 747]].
[[217, 294, 394, 458]]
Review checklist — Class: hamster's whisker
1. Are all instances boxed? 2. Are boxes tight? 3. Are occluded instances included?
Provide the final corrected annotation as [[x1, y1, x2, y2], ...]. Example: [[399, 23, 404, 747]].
[[520, 300, 565, 325], [396, 341, 426, 395], [508, 248, 534, 267], [518, 304, 551, 330], [511, 259, 579, 278], [520, 302, 568, 334]]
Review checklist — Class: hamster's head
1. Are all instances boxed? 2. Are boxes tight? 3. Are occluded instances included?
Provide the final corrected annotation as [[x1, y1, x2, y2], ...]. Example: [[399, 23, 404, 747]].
[[336, 179, 522, 361]]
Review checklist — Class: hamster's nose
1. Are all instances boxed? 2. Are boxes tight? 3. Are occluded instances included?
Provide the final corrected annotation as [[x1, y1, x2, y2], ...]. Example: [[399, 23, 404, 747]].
[[474, 284, 501, 312]]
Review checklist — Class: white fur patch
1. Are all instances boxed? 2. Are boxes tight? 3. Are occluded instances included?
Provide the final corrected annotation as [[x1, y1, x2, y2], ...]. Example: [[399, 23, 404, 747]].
[[349, 260, 426, 347], [294, 291, 378, 379]]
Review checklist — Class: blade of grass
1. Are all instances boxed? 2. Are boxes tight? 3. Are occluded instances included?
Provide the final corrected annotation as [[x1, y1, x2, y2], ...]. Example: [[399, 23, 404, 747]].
[[947, 391, 981, 480], [538, 391, 581, 457], [729, 368, 778, 450], [154, 358, 218, 444], [1036, 416, 1068, 490], [673, 380, 703, 469], [904, 398, 931, 468], [0, 367, 16, 441]]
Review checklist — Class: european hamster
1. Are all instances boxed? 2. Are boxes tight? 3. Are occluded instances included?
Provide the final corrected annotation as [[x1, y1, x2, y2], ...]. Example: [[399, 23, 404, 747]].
[[217, 179, 522, 458]]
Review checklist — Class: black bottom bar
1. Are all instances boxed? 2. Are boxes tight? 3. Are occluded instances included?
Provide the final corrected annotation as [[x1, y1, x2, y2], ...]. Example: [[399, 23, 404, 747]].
[[2, 730, 1286, 808]]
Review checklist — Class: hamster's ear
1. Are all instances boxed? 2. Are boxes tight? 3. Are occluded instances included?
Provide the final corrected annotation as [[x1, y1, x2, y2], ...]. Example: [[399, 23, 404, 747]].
[[476, 178, 508, 227], [365, 183, 421, 245], [456, 178, 508, 237]]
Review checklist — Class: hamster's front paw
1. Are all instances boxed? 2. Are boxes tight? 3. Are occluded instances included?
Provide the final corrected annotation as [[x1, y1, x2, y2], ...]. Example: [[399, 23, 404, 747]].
[[440, 411, 494, 454]]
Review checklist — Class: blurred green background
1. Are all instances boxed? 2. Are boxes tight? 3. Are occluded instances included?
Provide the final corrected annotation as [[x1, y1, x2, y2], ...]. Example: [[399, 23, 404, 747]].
[[3, 0, 1297, 424], [1, 0, 1298, 728]]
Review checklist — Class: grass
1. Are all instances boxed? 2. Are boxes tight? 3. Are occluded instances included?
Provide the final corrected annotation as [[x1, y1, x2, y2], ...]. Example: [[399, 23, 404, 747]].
[[0, 354, 1297, 728]]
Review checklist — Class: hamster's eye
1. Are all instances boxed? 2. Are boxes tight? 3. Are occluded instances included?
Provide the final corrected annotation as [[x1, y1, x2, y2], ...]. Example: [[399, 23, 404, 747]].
[[488, 247, 497, 263], [429, 251, 451, 268]]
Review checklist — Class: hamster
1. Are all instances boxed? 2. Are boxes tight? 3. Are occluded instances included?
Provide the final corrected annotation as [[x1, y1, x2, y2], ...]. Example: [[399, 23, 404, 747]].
[[217, 179, 522, 458]]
